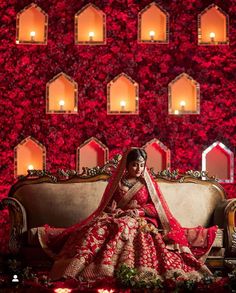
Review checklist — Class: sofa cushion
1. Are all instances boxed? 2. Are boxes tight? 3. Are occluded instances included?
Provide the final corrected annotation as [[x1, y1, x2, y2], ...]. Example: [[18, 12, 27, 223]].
[[15, 181, 108, 228], [159, 183, 223, 227], [14, 180, 223, 230]]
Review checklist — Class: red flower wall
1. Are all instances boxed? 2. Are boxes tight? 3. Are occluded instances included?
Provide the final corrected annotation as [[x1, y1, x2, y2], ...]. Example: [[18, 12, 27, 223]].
[[0, 0, 235, 253]]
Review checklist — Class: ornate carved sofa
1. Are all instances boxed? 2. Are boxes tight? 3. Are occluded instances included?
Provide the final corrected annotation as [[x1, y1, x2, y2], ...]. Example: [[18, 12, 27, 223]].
[[1, 158, 236, 269]]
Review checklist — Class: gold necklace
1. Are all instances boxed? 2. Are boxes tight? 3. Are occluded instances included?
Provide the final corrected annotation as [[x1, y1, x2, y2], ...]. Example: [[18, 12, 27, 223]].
[[121, 177, 138, 188]]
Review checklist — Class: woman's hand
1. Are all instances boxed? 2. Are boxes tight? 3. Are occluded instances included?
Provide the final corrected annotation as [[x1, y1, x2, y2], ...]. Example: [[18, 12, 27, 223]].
[[113, 209, 140, 218]]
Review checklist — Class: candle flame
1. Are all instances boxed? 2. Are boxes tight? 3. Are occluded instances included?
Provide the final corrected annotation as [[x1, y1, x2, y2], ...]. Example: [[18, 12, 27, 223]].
[[89, 32, 95, 37], [59, 100, 65, 106], [28, 164, 34, 170], [149, 30, 155, 37]]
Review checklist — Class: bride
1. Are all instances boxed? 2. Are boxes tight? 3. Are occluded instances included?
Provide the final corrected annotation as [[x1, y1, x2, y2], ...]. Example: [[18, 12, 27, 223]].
[[38, 148, 218, 285]]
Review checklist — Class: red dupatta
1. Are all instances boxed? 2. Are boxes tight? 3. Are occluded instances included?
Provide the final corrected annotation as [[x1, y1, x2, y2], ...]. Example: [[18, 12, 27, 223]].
[[40, 147, 217, 261]]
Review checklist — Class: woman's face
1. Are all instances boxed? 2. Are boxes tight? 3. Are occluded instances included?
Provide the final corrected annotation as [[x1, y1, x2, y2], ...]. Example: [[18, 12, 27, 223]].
[[127, 159, 145, 178]]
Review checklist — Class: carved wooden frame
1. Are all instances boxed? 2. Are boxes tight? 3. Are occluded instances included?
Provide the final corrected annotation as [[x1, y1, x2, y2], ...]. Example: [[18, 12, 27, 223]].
[[76, 137, 109, 173], [168, 72, 200, 115], [202, 141, 234, 183], [198, 4, 229, 45], [138, 2, 169, 44], [46, 72, 78, 114], [107, 72, 139, 115], [16, 3, 48, 45], [14, 136, 46, 178], [75, 3, 106, 45]]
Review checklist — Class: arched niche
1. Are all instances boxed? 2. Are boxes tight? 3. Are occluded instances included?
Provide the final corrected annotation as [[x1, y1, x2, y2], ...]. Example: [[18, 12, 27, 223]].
[[14, 136, 46, 177], [168, 73, 200, 115], [46, 72, 78, 114], [138, 2, 169, 43], [198, 4, 229, 45], [16, 3, 48, 45], [143, 139, 170, 172], [202, 141, 234, 183], [77, 137, 109, 173], [75, 3, 106, 45], [107, 73, 139, 115]]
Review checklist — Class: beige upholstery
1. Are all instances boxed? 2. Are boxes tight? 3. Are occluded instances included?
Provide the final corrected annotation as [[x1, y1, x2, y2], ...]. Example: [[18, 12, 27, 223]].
[[13, 180, 223, 230], [15, 182, 107, 228], [159, 183, 222, 227]]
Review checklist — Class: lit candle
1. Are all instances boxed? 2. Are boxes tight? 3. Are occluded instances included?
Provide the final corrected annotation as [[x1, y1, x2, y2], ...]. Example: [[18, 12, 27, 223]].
[[59, 100, 65, 111], [120, 100, 126, 111], [88, 31, 95, 41], [28, 164, 34, 170], [209, 32, 215, 43], [30, 31, 36, 41], [54, 288, 72, 293], [149, 30, 155, 41], [98, 289, 115, 293], [180, 100, 186, 112], [174, 110, 179, 115]]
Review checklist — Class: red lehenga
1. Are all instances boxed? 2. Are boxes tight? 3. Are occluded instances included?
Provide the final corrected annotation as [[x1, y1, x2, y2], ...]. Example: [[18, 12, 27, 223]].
[[38, 149, 218, 284]]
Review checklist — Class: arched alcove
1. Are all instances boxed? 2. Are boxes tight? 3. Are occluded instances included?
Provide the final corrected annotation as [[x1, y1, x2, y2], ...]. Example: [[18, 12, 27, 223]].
[[107, 73, 139, 115], [138, 2, 169, 43], [14, 136, 46, 177], [77, 137, 109, 173], [46, 72, 78, 114], [198, 4, 229, 45], [16, 3, 48, 45], [75, 3, 106, 45], [168, 73, 200, 115], [143, 138, 170, 172], [202, 141, 234, 183]]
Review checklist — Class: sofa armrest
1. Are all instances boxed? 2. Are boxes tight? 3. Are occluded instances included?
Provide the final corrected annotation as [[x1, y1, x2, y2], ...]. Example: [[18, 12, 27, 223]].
[[214, 199, 236, 256], [0, 197, 27, 254]]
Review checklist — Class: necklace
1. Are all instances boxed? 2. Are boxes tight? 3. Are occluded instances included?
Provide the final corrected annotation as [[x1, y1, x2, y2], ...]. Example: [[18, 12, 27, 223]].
[[121, 177, 138, 189]]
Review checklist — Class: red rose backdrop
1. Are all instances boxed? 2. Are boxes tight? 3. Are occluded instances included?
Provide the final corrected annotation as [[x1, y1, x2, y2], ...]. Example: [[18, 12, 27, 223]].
[[0, 0, 235, 253]]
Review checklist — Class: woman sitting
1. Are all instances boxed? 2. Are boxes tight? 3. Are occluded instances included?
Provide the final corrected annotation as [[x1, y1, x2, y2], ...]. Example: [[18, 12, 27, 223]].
[[38, 148, 217, 285]]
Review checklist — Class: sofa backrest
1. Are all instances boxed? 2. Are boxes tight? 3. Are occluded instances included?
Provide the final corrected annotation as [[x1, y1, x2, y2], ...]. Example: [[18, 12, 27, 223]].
[[12, 178, 225, 229]]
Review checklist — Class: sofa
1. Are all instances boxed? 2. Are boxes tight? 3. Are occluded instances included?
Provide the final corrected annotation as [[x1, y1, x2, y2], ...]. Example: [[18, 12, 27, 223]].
[[1, 157, 236, 269]]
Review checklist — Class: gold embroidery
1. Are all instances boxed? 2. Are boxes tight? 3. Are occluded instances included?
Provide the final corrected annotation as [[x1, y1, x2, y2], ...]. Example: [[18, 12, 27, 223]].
[[144, 170, 170, 232], [117, 181, 143, 208]]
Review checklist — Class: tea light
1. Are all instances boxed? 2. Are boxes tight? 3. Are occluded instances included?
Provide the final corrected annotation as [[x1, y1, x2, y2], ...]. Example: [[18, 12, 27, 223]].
[[174, 110, 179, 115], [54, 289, 72, 293], [149, 30, 155, 41], [120, 100, 126, 111], [89, 31, 95, 41], [59, 100, 65, 110], [97, 289, 115, 293], [30, 31, 36, 41], [209, 32, 215, 43], [28, 164, 34, 170], [180, 100, 186, 111]]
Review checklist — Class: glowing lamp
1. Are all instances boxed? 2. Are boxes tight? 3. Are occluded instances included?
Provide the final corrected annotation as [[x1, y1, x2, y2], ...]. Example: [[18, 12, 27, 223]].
[[209, 32, 215, 42], [54, 288, 72, 293], [30, 31, 36, 41], [120, 100, 126, 111], [180, 100, 186, 111], [149, 30, 155, 41], [28, 164, 34, 170], [89, 31, 95, 41], [97, 289, 115, 293], [59, 100, 65, 110]]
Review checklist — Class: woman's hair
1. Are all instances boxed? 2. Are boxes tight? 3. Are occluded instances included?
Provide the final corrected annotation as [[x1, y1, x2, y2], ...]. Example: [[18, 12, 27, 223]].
[[126, 148, 147, 168]]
